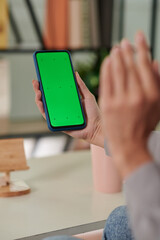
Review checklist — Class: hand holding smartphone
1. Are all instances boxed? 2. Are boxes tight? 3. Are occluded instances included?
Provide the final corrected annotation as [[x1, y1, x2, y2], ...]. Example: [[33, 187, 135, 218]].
[[33, 50, 86, 132]]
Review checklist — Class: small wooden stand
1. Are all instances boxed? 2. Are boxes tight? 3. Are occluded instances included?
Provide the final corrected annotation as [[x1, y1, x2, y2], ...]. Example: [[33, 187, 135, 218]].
[[0, 139, 30, 197]]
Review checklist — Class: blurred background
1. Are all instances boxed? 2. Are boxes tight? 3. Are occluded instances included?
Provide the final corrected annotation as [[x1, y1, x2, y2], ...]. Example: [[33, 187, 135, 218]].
[[0, 0, 160, 159]]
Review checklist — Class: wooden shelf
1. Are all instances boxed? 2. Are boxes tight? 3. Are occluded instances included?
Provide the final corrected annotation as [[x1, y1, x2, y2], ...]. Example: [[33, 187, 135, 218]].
[[0, 47, 110, 54], [0, 117, 54, 138]]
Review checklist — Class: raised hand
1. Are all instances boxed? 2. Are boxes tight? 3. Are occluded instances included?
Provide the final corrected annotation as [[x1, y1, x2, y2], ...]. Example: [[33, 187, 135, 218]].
[[99, 32, 160, 179]]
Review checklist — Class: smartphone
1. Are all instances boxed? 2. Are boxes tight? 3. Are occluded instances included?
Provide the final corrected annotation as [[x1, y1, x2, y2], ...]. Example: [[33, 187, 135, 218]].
[[33, 50, 86, 131]]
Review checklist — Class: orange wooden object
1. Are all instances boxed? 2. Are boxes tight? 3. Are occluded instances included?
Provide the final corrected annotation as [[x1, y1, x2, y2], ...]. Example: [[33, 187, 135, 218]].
[[44, 0, 68, 49], [0, 0, 8, 49]]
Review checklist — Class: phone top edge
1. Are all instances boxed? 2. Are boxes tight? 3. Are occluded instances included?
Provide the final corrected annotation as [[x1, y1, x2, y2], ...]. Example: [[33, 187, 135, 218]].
[[33, 49, 71, 55]]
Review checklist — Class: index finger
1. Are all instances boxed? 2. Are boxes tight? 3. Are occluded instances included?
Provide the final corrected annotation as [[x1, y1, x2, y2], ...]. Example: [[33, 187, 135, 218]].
[[135, 32, 157, 94]]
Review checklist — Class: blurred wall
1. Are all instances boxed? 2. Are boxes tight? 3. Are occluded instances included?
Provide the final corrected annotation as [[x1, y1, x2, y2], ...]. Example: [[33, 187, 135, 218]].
[[4, 0, 160, 121]]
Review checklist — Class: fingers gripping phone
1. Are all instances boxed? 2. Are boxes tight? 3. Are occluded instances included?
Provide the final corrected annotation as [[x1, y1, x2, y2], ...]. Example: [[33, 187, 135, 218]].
[[33, 50, 86, 131]]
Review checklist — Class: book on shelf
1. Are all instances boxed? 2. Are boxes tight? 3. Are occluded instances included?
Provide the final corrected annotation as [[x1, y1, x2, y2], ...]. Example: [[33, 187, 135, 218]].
[[43, 0, 113, 50], [98, 0, 114, 47], [69, 0, 101, 49], [44, 0, 68, 49], [81, 0, 91, 48], [68, 0, 82, 49], [0, 0, 8, 49], [89, 0, 100, 48]]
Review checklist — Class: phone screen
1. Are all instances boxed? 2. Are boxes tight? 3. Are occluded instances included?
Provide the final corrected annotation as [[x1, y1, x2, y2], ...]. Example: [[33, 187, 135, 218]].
[[35, 51, 85, 129]]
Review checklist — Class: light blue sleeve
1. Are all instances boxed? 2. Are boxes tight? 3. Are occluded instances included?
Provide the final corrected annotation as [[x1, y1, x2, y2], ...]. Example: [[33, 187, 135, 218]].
[[125, 131, 160, 240], [147, 131, 160, 165], [104, 131, 160, 240], [124, 161, 160, 240]]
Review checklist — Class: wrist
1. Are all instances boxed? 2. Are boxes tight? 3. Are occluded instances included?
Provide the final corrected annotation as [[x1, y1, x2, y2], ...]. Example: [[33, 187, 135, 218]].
[[112, 144, 153, 179], [90, 120, 104, 148]]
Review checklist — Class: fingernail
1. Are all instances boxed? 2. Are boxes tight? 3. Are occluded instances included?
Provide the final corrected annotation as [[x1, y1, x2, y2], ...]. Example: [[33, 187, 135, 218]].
[[112, 47, 120, 56], [136, 32, 145, 43], [121, 39, 130, 49], [75, 71, 79, 77], [110, 46, 118, 55]]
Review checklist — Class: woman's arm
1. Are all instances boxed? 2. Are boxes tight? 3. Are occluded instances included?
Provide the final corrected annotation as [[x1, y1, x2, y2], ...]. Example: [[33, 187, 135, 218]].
[[99, 31, 160, 240]]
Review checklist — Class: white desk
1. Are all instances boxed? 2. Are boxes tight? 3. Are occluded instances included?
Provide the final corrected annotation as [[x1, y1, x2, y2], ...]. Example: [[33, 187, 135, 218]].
[[0, 150, 124, 240]]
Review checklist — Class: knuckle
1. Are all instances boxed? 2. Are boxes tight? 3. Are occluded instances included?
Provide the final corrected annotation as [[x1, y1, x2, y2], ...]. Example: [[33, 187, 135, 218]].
[[38, 90, 41, 97], [102, 98, 126, 113], [114, 98, 126, 110], [101, 100, 113, 113], [141, 57, 149, 67], [90, 93, 96, 100], [148, 92, 160, 103], [35, 95, 39, 104], [140, 55, 151, 69], [130, 95, 144, 108], [116, 63, 125, 74]]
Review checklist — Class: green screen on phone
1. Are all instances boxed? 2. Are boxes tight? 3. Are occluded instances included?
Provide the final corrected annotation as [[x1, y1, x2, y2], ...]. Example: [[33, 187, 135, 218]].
[[36, 51, 85, 128]]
